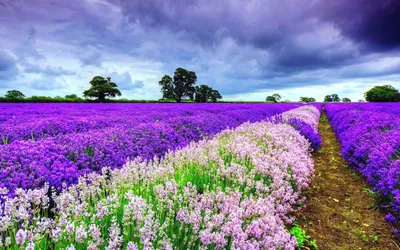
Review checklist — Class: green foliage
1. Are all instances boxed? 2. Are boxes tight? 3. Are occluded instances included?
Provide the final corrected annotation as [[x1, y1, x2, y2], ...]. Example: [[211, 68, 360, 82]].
[[364, 85, 400, 102], [0, 97, 201, 103], [266, 96, 276, 102], [4, 90, 25, 100], [324, 94, 340, 102], [309, 240, 318, 249], [210, 89, 222, 102], [356, 231, 379, 244], [65, 94, 79, 99], [159, 68, 197, 103], [341, 97, 351, 102], [266, 93, 281, 103], [29, 96, 55, 102], [83, 76, 122, 102], [272, 93, 281, 102], [195, 85, 212, 102], [363, 188, 376, 199], [289, 224, 318, 249], [300, 97, 316, 103], [194, 84, 223, 103]]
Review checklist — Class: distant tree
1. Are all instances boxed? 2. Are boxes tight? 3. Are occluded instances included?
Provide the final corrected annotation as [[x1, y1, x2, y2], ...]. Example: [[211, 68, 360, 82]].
[[210, 89, 222, 103], [272, 93, 281, 102], [341, 97, 351, 102], [29, 96, 53, 102], [266, 96, 277, 103], [194, 85, 222, 103], [324, 94, 340, 102], [266, 93, 281, 103], [299, 97, 316, 103], [194, 85, 211, 103], [159, 68, 197, 103], [83, 76, 121, 102], [358, 99, 365, 102], [364, 85, 400, 102], [65, 94, 78, 99], [5, 90, 25, 100], [159, 75, 174, 100]]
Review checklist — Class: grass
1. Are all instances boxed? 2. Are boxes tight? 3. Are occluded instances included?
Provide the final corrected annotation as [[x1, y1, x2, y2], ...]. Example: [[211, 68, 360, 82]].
[[289, 224, 318, 249], [356, 231, 379, 245]]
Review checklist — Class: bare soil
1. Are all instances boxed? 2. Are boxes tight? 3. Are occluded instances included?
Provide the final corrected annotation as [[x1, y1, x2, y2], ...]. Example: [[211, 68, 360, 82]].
[[298, 113, 399, 250]]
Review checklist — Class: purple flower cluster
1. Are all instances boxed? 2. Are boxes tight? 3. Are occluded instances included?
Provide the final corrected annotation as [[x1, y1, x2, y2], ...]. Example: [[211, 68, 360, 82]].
[[0, 103, 300, 193], [269, 105, 323, 151], [287, 118, 322, 151], [326, 103, 400, 226]]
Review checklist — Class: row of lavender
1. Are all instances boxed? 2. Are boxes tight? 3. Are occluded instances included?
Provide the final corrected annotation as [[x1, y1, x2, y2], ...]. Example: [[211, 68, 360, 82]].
[[1, 104, 299, 144], [0, 104, 301, 193], [326, 103, 400, 227], [0, 106, 321, 249]]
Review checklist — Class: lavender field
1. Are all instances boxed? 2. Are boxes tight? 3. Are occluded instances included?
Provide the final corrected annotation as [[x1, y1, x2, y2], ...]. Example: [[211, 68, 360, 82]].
[[0, 104, 325, 249], [326, 103, 400, 229], [2, 101, 400, 249], [0, 103, 303, 193], [2, 0, 400, 247]]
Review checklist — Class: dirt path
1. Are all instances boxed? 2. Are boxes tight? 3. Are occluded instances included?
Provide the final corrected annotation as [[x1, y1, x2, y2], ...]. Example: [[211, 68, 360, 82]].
[[298, 113, 398, 250]]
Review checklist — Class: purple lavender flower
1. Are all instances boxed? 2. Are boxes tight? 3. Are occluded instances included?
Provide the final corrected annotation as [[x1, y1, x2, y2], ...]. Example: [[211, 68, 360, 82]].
[[326, 103, 400, 226], [287, 118, 322, 151]]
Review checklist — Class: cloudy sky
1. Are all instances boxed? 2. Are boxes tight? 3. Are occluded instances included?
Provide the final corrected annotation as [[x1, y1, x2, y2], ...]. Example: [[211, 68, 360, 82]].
[[0, 0, 399, 101]]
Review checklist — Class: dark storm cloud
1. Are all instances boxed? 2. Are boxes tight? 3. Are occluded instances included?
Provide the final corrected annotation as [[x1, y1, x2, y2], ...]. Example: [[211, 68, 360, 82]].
[[112, 0, 400, 52], [109, 0, 399, 76], [110, 0, 346, 70], [318, 0, 400, 51]]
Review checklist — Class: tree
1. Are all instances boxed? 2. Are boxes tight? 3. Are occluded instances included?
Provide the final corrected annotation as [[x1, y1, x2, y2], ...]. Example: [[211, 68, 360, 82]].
[[324, 94, 340, 102], [341, 97, 351, 102], [299, 97, 316, 103], [364, 85, 400, 102], [272, 93, 281, 102], [159, 68, 197, 103], [5, 90, 25, 100], [266, 96, 277, 103], [194, 85, 223, 103], [210, 89, 222, 103], [266, 93, 281, 103], [194, 85, 212, 103], [83, 76, 121, 102], [159, 75, 174, 100], [65, 94, 78, 99]]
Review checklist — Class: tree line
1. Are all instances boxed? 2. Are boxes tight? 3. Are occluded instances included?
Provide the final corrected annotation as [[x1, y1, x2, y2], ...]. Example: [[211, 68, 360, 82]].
[[264, 85, 400, 103], [1, 67, 223, 103], [265, 93, 354, 103], [1, 69, 399, 103]]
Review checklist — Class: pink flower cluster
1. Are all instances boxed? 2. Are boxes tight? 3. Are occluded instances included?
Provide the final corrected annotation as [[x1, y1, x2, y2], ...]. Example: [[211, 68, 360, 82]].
[[0, 106, 320, 249], [281, 105, 321, 131]]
